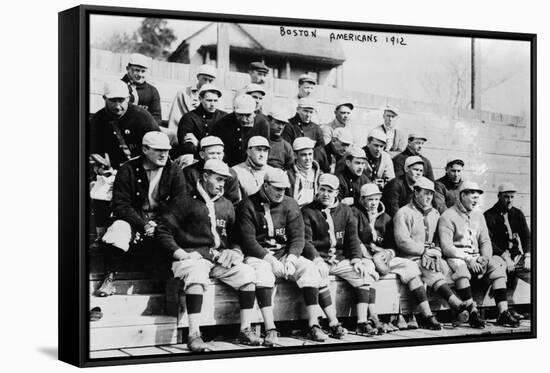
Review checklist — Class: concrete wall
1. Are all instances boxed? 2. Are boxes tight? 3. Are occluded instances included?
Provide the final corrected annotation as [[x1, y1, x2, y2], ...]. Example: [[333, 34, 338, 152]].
[[89, 48, 532, 220]]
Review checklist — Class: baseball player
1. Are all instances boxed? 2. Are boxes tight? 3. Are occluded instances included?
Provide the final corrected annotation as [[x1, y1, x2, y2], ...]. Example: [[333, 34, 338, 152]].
[[336, 147, 371, 206], [362, 128, 395, 188], [287, 137, 322, 207], [394, 177, 470, 327], [297, 73, 317, 100], [382, 156, 425, 217], [434, 158, 465, 213], [95, 132, 186, 297], [371, 106, 406, 158], [182, 136, 241, 204], [121, 53, 162, 125], [243, 83, 270, 126], [393, 133, 435, 181], [439, 181, 520, 328], [236, 168, 331, 343], [354, 183, 442, 331], [156, 159, 262, 351], [167, 64, 217, 144], [266, 106, 295, 170], [232, 136, 276, 198], [175, 84, 227, 161], [321, 101, 354, 146], [326, 127, 353, 174], [210, 94, 270, 167], [302, 174, 374, 336], [248, 61, 269, 85]]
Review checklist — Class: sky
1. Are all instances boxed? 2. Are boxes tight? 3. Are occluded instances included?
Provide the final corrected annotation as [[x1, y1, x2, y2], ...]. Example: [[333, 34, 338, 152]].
[[90, 15, 531, 116]]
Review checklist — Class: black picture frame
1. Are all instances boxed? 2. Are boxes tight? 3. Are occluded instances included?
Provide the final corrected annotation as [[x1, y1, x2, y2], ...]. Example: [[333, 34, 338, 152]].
[[59, 4, 536, 368]]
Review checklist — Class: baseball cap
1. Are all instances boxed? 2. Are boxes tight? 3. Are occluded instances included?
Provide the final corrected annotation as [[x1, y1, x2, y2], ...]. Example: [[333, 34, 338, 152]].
[[198, 83, 222, 97], [346, 146, 367, 160], [408, 133, 428, 142], [142, 131, 171, 150], [298, 74, 316, 85], [197, 64, 217, 78], [414, 177, 435, 192], [383, 105, 398, 116], [265, 168, 290, 188], [368, 128, 387, 144], [335, 101, 354, 111], [200, 136, 224, 149], [498, 182, 517, 193], [104, 80, 130, 99], [268, 105, 291, 123], [244, 83, 266, 96], [128, 53, 151, 69], [203, 159, 231, 177], [446, 158, 465, 168], [333, 128, 353, 145], [360, 183, 382, 197], [404, 156, 425, 169], [248, 136, 271, 149], [319, 174, 339, 190], [297, 97, 317, 110], [292, 137, 316, 152], [460, 181, 484, 194], [249, 61, 269, 73], [233, 94, 256, 114]]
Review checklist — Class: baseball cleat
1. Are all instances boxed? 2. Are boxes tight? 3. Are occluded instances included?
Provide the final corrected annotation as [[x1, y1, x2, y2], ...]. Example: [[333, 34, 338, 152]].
[[307, 325, 328, 342], [407, 314, 419, 330], [509, 309, 525, 320], [396, 314, 408, 330], [495, 310, 520, 328], [329, 323, 347, 339], [356, 322, 376, 336], [468, 308, 486, 329], [263, 329, 280, 347], [423, 315, 442, 330], [237, 327, 262, 346], [187, 332, 208, 352]]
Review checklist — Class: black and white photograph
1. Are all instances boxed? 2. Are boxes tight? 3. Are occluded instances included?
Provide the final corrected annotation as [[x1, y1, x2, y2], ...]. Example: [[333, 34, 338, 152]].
[[57, 3, 535, 368]]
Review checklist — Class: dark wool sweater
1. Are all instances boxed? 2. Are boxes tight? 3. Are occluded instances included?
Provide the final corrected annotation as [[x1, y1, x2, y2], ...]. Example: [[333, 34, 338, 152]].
[[301, 201, 362, 261], [283, 114, 329, 172], [392, 147, 435, 181], [268, 136, 295, 170], [236, 192, 305, 259], [111, 157, 186, 233], [156, 193, 237, 262], [382, 175, 415, 217], [484, 203, 531, 256], [352, 203, 395, 250], [434, 175, 463, 213], [182, 161, 241, 204], [176, 105, 227, 157], [336, 166, 372, 203], [122, 75, 162, 124], [210, 112, 270, 167], [89, 104, 160, 169]]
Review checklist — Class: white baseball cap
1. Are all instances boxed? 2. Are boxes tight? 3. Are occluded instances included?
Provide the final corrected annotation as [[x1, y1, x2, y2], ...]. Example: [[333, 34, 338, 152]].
[[203, 159, 231, 177], [200, 136, 224, 149], [248, 136, 271, 149], [104, 80, 129, 99], [128, 53, 151, 69], [292, 137, 316, 152], [198, 83, 222, 97], [233, 94, 256, 114], [142, 131, 171, 150], [197, 64, 217, 78], [319, 174, 340, 190], [333, 128, 353, 145]]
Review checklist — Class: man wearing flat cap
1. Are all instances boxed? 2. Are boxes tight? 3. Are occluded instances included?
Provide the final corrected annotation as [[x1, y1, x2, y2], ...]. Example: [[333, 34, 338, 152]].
[[287, 137, 322, 207], [439, 181, 520, 328], [484, 182, 531, 283], [326, 127, 353, 174], [95, 131, 186, 297], [382, 156, 426, 217], [283, 97, 328, 172], [297, 73, 317, 100], [336, 147, 371, 206], [243, 83, 270, 126], [266, 105, 295, 170], [232, 136, 276, 198], [362, 128, 395, 188], [393, 133, 435, 181], [211, 94, 270, 167], [156, 159, 262, 351], [236, 168, 332, 343], [302, 174, 376, 337], [321, 102, 354, 146], [371, 106, 407, 158], [122, 53, 162, 125], [168, 64, 217, 142], [354, 183, 444, 332], [183, 136, 241, 204], [175, 84, 227, 161], [434, 158, 465, 213], [248, 61, 269, 85]]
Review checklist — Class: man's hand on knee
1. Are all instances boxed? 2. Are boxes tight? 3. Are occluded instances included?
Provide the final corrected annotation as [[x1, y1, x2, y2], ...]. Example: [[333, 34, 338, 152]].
[[314, 257, 329, 278], [174, 248, 202, 261], [217, 249, 243, 268]]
